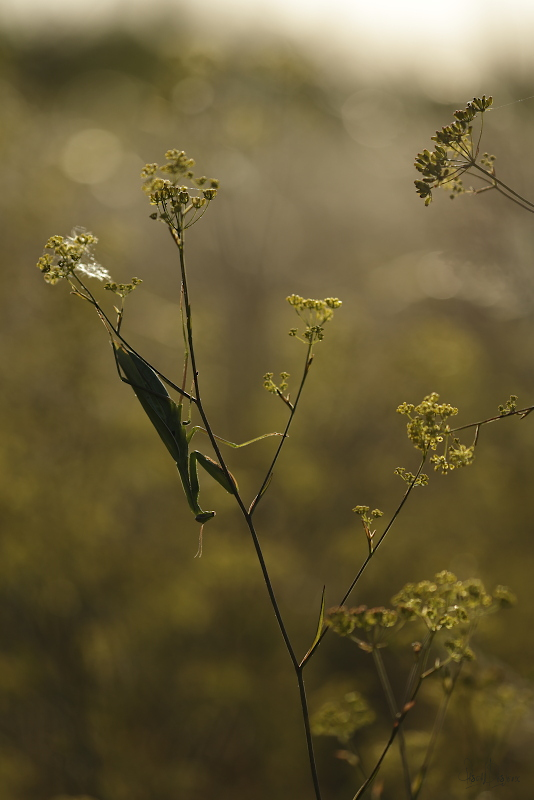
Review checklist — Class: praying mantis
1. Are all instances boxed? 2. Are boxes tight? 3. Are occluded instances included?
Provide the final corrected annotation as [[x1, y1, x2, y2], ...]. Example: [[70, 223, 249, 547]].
[[113, 341, 279, 529]]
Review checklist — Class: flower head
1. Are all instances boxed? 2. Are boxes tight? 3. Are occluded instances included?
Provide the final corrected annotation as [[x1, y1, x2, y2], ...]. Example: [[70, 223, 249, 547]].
[[37, 228, 111, 285]]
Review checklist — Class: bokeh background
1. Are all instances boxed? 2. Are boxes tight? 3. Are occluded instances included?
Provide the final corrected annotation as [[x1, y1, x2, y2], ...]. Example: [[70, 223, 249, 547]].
[[2, 1, 534, 798]]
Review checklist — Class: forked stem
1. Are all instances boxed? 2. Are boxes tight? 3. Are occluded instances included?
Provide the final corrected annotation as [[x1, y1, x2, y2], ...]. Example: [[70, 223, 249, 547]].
[[170, 218, 324, 800], [300, 454, 427, 668], [249, 342, 314, 515]]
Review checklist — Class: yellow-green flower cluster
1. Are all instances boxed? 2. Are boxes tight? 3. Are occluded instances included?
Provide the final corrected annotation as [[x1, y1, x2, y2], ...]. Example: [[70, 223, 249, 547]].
[[311, 691, 375, 744], [444, 638, 475, 663], [263, 371, 290, 395], [392, 572, 515, 634], [352, 505, 384, 552], [395, 392, 475, 476], [397, 393, 457, 452], [397, 393, 475, 475], [37, 229, 110, 285], [141, 150, 219, 233], [435, 440, 475, 472], [414, 96, 493, 205], [394, 467, 429, 486], [326, 572, 515, 665], [498, 394, 518, 416], [104, 278, 143, 298], [327, 605, 398, 638], [352, 505, 383, 525], [286, 295, 342, 344]]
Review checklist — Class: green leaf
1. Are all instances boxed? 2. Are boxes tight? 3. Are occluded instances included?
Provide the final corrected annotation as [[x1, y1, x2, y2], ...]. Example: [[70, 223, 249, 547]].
[[300, 586, 326, 666], [194, 451, 238, 494]]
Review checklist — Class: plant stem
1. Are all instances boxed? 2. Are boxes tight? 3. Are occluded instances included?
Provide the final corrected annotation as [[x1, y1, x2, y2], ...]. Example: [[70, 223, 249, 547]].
[[494, 186, 534, 214], [352, 637, 437, 800], [412, 663, 462, 800], [402, 633, 434, 708], [470, 162, 534, 209], [463, 165, 534, 212], [351, 707, 410, 800], [72, 274, 195, 401], [249, 342, 314, 515], [296, 665, 324, 800], [450, 405, 534, 435], [172, 221, 323, 800], [341, 454, 427, 606], [372, 647, 413, 799], [300, 455, 427, 668], [240, 513, 324, 800]]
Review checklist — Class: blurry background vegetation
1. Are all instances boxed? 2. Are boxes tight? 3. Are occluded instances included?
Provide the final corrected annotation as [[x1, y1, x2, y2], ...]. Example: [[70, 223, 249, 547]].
[[2, 1, 534, 798]]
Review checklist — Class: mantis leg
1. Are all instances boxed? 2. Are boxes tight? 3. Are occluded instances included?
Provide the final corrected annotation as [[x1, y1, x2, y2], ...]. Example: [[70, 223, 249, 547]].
[[181, 449, 239, 524], [173, 451, 215, 525], [195, 428, 284, 448]]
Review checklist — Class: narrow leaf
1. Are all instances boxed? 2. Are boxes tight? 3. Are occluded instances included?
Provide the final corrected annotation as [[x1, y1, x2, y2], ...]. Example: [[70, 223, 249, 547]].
[[194, 451, 238, 494], [300, 586, 326, 666]]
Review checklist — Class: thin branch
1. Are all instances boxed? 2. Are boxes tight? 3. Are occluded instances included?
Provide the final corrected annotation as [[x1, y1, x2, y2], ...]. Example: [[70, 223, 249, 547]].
[[494, 186, 534, 214], [169, 220, 323, 800], [470, 162, 534, 209], [296, 666, 324, 800], [249, 344, 314, 515], [450, 405, 534, 435], [352, 634, 439, 800], [412, 663, 463, 800], [451, 139, 473, 163], [351, 701, 416, 800], [402, 633, 434, 708], [475, 113, 485, 159], [71, 274, 195, 402], [300, 455, 427, 668], [372, 647, 413, 799]]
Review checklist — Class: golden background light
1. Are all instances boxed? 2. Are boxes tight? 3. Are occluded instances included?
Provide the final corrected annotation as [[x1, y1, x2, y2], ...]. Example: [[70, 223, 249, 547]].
[[1, 1, 534, 798]]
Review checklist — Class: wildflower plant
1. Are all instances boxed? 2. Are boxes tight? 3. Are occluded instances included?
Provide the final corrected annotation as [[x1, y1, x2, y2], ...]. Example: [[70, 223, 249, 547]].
[[36, 135, 526, 800], [315, 573, 516, 799], [415, 95, 534, 214], [414, 95, 494, 205]]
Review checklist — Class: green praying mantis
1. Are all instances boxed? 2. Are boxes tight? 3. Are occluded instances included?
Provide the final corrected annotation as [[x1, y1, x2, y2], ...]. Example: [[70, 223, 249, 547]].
[[113, 341, 279, 534]]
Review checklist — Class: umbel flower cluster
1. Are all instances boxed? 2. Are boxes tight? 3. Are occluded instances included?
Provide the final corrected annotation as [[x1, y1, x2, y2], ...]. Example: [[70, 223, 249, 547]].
[[312, 572, 515, 747], [36, 229, 141, 298], [352, 505, 383, 554], [286, 294, 342, 344], [414, 95, 494, 205], [141, 149, 219, 235], [327, 571, 515, 651], [311, 690, 375, 746], [263, 296, 342, 405], [37, 229, 110, 285], [397, 392, 475, 476]]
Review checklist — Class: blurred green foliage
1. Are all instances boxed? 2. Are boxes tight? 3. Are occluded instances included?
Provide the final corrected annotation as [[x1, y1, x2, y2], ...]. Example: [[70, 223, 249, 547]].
[[2, 11, 534, 800]]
